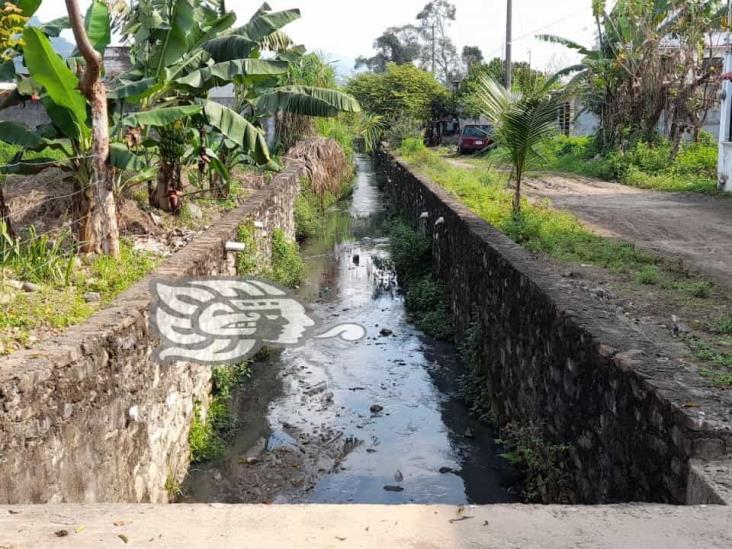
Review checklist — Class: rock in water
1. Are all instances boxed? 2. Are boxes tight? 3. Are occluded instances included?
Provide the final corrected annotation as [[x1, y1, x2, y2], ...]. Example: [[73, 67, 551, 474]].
[[394, 470, 404, 483], [370, 404, 384, 414], [379, 328, 393, 337]]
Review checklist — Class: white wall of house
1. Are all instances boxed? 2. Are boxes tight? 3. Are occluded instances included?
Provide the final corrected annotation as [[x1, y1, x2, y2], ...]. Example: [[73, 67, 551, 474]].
[[717, 48, 732, 193]]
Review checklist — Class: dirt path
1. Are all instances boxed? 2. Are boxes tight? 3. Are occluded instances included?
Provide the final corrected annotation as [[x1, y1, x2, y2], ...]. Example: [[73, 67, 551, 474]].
[[521, 173, 732, 287]]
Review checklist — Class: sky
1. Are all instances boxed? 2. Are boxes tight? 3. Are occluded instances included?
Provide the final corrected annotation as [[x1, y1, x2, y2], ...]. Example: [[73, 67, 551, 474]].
[[36, 1, 598, 76]]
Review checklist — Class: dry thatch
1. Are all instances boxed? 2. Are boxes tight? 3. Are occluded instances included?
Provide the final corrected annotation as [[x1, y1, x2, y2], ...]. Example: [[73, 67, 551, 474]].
[[285, 137, 352, 200]]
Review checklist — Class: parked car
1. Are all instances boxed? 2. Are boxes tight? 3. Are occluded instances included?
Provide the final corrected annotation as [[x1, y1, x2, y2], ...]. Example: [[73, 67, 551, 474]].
[[458, 124, 494, 154]]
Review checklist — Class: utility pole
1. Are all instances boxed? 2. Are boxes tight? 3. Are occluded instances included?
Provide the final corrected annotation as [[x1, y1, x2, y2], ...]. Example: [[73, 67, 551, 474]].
[[431, 24, 436, 76], [505, 0, 513, 89]]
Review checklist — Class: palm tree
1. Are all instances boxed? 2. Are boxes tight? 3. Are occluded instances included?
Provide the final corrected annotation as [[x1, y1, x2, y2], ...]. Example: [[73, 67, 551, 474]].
[[473, 74, 565, 217]]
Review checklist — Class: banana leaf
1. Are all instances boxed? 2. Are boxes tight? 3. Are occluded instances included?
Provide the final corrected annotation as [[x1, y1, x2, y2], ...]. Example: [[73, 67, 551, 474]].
[[254, 86, 361, 117], [203, 100, 270, 165], [22, 28, 89, 140], [176, 59, 288, 89], [121, 105, 203, 127]]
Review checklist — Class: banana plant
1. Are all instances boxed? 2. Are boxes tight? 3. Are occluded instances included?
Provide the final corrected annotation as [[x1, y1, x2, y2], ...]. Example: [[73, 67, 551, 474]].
[[0, 2, 138, 254], [113, 1, 361, 210]]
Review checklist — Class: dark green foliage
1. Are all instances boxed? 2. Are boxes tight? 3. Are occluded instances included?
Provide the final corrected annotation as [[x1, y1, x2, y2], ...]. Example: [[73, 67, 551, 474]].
[[388, 220, 454, 340], [346, 63, 448, 134], [497, 423, 574, 503]]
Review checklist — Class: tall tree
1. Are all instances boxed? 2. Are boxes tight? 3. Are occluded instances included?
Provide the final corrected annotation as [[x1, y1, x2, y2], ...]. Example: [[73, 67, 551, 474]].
[[65, 0, 119, 257], [355, 25, 422, 73], [461, 46, 484, 70], [416, 0, 460, 83]]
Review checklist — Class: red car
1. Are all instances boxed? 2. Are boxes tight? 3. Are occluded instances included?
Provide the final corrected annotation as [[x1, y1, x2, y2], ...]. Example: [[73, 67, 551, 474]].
[[458, 124, 494, 154]]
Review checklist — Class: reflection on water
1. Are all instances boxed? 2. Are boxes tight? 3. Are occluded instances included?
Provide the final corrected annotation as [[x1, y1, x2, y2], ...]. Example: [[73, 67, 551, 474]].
[[181, 155, 517, 504]]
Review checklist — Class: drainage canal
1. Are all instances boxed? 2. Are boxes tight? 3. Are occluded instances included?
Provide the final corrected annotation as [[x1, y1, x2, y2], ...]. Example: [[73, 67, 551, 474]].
[[180, 155, 517, 504]]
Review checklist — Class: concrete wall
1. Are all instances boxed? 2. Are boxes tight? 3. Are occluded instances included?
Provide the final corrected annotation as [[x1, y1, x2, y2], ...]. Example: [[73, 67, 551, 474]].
[[0, 164, 302, 504], [378, 153, 732, 504]]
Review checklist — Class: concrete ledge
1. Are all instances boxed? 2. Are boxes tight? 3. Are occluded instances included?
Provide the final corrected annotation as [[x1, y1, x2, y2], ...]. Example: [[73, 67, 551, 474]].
[[0, 504, 730, 548]]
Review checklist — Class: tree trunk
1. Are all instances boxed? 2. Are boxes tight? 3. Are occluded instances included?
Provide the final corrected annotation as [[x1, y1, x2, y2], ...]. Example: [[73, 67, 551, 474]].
[[0, 182, 15, 240], [87, 79, 120, 256], [66, 0, 119, 257], [151, 159, 182, 213], [512, 170, 522, 218]]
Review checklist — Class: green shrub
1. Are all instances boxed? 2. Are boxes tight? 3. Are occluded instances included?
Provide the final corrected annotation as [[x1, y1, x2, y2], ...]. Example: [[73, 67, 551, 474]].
[[388, 219, 431, 283], [636, 266, 659, 285], [294, 192, 321, 240], [189, 401, 226, 463], [536, 134, 718, 193], [388, 220, 453, 341], [712, 316, 732, 335], [189, 362, 251, 464], [268, 229, 303, 288], [1, 225, 75, 286]]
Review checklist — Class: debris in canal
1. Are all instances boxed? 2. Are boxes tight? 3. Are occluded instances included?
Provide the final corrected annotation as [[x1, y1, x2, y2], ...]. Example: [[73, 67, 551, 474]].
[[383, 485, 404, 492]]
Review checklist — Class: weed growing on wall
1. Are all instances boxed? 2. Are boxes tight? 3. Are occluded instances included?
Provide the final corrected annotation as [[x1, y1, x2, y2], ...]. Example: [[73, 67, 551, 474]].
[[459, 317, 575, 503], [189, 362, 251, 464], [268, 229, 304, 288], [388, 219, 454, 341], [235, 222, 259, 277]]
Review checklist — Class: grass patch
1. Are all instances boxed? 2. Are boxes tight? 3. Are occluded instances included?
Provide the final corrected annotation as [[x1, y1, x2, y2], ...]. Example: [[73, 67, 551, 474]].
[[1, 239, 160, 353], [235, 224, 303, 289], [399, 140, 660, 273], [531, 134, 720, 194], [398, 142, 732, 387]]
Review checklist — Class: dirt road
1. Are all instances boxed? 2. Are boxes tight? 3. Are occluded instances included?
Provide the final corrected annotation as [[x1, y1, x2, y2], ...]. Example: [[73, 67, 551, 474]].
[[521, 174, 732, 286]]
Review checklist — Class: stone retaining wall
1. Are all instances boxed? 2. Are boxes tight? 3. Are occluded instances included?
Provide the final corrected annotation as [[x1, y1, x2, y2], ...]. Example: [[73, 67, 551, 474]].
[[0, 164, 301, 504], [378, 152, 732, 504]]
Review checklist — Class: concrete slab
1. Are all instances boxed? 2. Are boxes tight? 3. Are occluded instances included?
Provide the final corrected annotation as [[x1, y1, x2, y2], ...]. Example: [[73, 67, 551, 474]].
[[0, 504, 730, 548]]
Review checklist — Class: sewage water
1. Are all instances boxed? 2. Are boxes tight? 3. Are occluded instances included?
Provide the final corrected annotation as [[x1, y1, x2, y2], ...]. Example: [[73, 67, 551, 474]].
[[181, 155, 517, 504]]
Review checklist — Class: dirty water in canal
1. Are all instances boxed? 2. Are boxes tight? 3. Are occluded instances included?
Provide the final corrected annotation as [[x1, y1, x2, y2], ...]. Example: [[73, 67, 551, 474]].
[[180, 156, 517, 505]]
